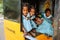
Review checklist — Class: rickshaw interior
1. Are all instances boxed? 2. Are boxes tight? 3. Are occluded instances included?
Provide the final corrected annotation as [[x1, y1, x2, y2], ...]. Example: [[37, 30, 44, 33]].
[[21, 0, 55, 39]]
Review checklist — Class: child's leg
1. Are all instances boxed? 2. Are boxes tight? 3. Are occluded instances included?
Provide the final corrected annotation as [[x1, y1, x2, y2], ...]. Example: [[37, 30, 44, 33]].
[[28, 29, 36, 37], [29, 31, 36, 37], [22, 27, 28, 35]]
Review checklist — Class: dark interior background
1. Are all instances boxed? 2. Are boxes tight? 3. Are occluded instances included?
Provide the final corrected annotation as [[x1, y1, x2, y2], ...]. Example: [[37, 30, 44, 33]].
[[22, 0, 55, 16]]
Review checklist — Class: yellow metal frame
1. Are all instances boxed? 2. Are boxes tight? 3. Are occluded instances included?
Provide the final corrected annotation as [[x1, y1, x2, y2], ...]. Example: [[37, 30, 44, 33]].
[[4, 19, 25, 40]]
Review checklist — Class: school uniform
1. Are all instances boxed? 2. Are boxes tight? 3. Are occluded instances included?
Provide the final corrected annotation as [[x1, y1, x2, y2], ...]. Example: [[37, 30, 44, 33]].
[[22, 13, 37, 32], [22, 15, 32, 32], [36, 19, 54, 36], [41, 13, 53, 24], [27, 13, 37, 28]]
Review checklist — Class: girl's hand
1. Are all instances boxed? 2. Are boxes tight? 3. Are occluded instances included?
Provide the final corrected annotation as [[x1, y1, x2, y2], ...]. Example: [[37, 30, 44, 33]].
[[24, 32, 28, 36]]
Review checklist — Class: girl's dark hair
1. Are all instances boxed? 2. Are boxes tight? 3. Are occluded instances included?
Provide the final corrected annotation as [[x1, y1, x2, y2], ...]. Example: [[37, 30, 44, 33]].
[[29, 5, 35, 12], [45, 8, 51, 13], [34, 15, 41, 21], [22, 3, 29, 9]]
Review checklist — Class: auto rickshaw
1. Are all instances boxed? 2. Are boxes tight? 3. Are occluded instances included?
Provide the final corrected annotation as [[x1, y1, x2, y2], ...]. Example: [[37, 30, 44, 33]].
[[4, 0, 55, 40]]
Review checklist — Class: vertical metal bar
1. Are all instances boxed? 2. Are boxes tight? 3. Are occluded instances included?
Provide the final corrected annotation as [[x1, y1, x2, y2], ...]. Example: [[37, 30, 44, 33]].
[[52, 0, 55, 17], [18, 0, 22, 31]]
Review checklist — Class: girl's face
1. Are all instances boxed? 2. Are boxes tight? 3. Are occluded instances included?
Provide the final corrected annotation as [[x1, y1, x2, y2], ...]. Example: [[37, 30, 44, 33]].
[[35, 18, 43, 25], [30, 9, 35, 16], [46, 11, 51, 17], [22, 7, 28, 16]]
